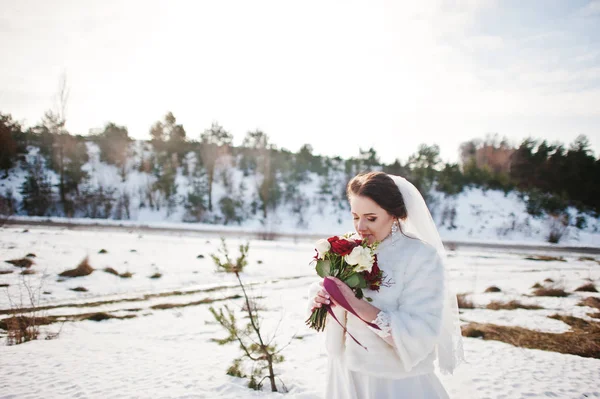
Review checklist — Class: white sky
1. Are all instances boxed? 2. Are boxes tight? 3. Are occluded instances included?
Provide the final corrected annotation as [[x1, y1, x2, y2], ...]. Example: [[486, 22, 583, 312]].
[[1, 0, 599, 164]]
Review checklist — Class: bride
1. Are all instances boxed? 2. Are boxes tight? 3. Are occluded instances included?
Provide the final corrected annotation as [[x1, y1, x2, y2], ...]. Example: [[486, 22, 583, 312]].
[[308, 172, 464, 398]]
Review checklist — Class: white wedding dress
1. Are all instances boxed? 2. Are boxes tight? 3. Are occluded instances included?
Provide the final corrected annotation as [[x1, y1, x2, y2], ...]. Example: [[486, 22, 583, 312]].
[[308, 232, 451, 399]]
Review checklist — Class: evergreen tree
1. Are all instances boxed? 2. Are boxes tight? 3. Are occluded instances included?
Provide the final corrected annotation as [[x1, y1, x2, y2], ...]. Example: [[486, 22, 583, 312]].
[[20, 156, 54, 216], [96, 122, 131, 181], [200, 122, 233, 212], [0, 112, 25, 177]]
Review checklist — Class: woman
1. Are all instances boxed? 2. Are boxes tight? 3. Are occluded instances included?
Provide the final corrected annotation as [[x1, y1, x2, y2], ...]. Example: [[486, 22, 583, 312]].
[[308, 172, 464, 398]]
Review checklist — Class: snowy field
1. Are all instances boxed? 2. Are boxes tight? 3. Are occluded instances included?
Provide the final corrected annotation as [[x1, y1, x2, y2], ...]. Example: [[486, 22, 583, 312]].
[[1, 226, 600, 399]]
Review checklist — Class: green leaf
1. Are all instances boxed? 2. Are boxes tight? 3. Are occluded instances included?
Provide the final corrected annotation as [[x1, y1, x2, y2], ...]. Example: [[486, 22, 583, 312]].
[[344, 273, 360, 288], [316, 260, 331, 278], [357, 274, 367, 289]]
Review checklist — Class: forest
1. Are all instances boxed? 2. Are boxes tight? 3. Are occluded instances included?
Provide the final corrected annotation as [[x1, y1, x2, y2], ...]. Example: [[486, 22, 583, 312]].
[[1, 109, 599, 230]]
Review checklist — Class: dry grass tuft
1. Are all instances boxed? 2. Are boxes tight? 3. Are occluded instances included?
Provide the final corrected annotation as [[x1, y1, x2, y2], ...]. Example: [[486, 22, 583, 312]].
[[0, 315, 53, 344], [25, 253, 36, 258], [544, 278, 555, 283], [589, 313, 600, 319], [533, 287, 569, 297], [525, 255, 566, 262], [0, 269, 13, 275], [151, 294, 242, 310], [103, 267, 119, 276], [98, 249, 108, 254], [456, 294, 475, 309], [578, 297, 600, 310], [149, 273, 162, 279], [70, 286, 88, 292], [5, 257, 34, 268], [578, 256, 596, 262], [59, 257, 94, 277], [82, 312, 114, 322], [531, 282, 543, 289], [486, 300, 543, 310], [20, 269, 36, 275], [119, 271, 133, 278], [484, 286, 502, 293], [574, 283, 598, 293], [462, 315, 600, 359]]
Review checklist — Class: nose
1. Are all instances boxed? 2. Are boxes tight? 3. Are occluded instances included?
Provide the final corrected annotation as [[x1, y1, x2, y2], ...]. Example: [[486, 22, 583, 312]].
[[357, 219, 368, 233]]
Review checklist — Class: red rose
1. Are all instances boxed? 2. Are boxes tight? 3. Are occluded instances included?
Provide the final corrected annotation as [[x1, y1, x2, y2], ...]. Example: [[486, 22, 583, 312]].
[[363, 258, 383, 291], [327, 236, 358, 256]]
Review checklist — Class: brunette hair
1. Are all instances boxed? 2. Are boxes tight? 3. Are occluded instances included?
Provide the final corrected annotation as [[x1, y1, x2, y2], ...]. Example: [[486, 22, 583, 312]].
[[346, 172, 407, 220]]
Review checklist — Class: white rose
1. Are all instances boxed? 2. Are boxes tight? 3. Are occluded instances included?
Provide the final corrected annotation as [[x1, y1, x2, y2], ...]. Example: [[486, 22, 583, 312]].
[[345, 247, 374, 273], [315, 239, 331, 259], [344, 246, 364, 266]]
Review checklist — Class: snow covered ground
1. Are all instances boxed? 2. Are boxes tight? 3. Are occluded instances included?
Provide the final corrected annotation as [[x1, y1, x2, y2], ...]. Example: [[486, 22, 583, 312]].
[[1, 226, 600, 398]]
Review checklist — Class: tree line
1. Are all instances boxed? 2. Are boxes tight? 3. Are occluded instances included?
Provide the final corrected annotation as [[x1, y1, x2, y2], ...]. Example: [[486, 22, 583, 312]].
[[1, 109, 598, 227]]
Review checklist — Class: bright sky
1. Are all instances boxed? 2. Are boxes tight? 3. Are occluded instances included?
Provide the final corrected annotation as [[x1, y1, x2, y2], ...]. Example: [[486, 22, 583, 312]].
[[1, 0, 599, 164]]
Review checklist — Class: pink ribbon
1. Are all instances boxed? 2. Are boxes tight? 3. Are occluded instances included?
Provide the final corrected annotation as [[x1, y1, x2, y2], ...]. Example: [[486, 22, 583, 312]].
[[322, 277, 380, 351]]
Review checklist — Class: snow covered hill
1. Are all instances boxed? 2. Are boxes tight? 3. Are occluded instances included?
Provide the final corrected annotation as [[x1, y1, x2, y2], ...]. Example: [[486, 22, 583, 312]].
[[1, 142, 599, 247]]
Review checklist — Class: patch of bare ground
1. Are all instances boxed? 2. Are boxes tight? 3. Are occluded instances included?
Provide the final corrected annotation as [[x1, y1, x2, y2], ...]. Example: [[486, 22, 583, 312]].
[[80, 312, 137, 322], [578, 297, 600, 310], [486, 300, 543, 310], [59, 257, 94, 277], [484, 286, 502, 293], [0, 312, 137, 330], [575, 283, 598, 293], [151, 294, 242, 310], [457, 294, 475, 309], [525, 255, 566, 262], [103, 267, 119, 276], [462, 314, 600, 359], [0, 275, 311, 316], [5, 257, 34, 268], [533, 287, 570, 297]]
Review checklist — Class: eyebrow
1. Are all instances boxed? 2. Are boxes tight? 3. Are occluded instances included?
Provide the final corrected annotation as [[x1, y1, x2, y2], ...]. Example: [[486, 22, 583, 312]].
[[351, 212, 377, 216]]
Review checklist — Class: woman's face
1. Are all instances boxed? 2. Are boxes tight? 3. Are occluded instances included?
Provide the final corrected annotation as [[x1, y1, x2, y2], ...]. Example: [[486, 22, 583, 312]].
[[349, 194, 395, 245]]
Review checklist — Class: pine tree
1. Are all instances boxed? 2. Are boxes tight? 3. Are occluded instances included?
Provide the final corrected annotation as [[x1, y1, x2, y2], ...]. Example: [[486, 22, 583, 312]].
[[20, 156, 54, 216]]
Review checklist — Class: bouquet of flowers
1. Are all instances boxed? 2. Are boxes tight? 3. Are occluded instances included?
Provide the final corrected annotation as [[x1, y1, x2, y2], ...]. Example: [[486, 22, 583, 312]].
[[305, 233, 387, 332]]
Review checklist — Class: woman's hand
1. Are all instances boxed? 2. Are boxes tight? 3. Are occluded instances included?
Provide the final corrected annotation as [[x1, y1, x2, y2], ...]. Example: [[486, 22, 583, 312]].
[[323, 276, 359, 309], [311, 280, 334, 311]]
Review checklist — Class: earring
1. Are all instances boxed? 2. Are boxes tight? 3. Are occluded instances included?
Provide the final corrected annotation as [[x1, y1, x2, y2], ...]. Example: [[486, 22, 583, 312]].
[[391, 220, 399, 237]]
